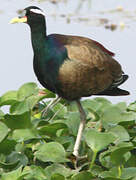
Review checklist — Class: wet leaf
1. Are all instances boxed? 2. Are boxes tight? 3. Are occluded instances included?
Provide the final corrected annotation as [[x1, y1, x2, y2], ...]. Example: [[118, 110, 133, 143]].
[[0, 122, 9, 142], [101, 105, 136, 129], [17, 82, 38, 101], [1, 166, 27, 180], [35, 142, 69, 163], [108, 125, 130, 143], [4, 112, 32, 130], [12, 128, 39, 142], [64, 112, 80, 136], [38, 122, 67, 137], [51, 174, 65, 180], [110, 142, 133, 166], [45, 164, 74, 179], [0, 91, 17, 107], [71, 171, 93, 180], [84, 129, 116, 152], [23, 165, 47, 180]]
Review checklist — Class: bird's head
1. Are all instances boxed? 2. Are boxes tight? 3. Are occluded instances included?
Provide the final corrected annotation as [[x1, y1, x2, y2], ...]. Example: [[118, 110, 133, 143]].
[[10, 6, 45, 26]]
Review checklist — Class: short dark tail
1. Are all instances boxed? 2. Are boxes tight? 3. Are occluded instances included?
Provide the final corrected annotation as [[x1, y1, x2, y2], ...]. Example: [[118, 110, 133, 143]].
[[96, 74, 130, 96], [96, 87, 130, 96]]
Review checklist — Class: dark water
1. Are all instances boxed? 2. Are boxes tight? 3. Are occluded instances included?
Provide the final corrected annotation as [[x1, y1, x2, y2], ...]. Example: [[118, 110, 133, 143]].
[[0, 0, 136, 104]]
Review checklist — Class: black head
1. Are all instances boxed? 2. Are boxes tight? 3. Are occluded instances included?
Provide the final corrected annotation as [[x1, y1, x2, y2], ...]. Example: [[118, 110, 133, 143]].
[[10, 6, 46, 27]]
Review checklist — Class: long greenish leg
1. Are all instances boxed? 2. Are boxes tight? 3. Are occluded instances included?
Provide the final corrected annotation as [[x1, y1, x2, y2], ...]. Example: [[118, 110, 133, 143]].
[[73, 100, 86, 157], [42, 95, 61, 117]]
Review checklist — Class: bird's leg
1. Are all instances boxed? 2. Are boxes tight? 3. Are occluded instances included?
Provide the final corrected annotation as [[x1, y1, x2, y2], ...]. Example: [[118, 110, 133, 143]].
[[73, 100, 86, 157], [41, 95, 61, 117]]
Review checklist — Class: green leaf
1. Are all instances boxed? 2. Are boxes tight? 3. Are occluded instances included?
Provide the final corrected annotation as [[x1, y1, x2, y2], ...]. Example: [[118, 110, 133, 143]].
[[84, 129, 116, 152], [116, 102, 127, 111], [100, 167, 120, 179], [127, 102, 136, 112], [100, 150, 113, 169], [64, 112, 80, 136], [100, 167, 136, 179], [4, 112, 32, 130], [1, 166, 27, 180], [121, 167, 136, 179], [45, 164, 74, 179], [0, 139, 16, 155], [71, 171, 93, 180], [35, 142, 69, 163], [17, 82, 38, 101], [10, 100, 30, 115], [108, 125, 130, 143], [12, 129, 39, 142], [0, 91, 17, 107], [0, 160, 19, 170], [51, 174, 65, 180], [0, 122, 9, 142], [110, 142, 133, 166], [94, 97, 111, 105], [6, 151, 28, 167], [38, 122, 67, 137], [101, 105, 136, 129], [23, 165, 47, 180]]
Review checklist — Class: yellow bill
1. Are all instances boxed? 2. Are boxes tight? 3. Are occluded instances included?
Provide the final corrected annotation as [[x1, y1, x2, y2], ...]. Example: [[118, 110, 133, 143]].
[[10, 16, 27, 24]]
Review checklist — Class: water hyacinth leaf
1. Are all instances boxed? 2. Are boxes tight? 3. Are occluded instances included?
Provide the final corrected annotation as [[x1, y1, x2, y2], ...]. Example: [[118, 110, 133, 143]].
[[0, 122, 9, 142], [84, 129, 116, 152], [35, 142, 69, 163], [12, 129, 39, 142], [0, 160, 19, 170], [127, 102, 136, 112], [64, 112, 80, 136], [10, 100, 30, 115], [100, 167, 120, 179], [1, 166, 27, 180], [101, 167, 136, 180], [120, 167, 136, 179], [45, 164, 74, 179], [108, 125, 130, 143], [0, 109, 4, 117], [100, 150, 113, 169], [51, 174, 65, 180], [6, 151, 28, 168], [38, 122, 67, 137], [0, 91, 18, 107], [110, 142, 133, 166], [101, 105, 136, 129], [4, 112, 31, 130], [17, 82, 39, 101], [82, 99, 102, 112], [94, 97, 111, 105], [115, 102, 127, 111], [71, 171, 94, 180], [0, 139, 16, 155], [25, 95, 45, 110], [23, 165, 47, 180]]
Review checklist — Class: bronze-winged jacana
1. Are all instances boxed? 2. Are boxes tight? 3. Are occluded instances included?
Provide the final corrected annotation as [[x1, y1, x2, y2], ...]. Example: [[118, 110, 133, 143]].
[[10, 6, 129, 157]]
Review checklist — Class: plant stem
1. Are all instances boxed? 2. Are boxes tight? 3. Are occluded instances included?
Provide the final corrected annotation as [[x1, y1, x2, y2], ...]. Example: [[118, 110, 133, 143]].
[[90, 151, 97, 169], [118, 166, 122, 178]]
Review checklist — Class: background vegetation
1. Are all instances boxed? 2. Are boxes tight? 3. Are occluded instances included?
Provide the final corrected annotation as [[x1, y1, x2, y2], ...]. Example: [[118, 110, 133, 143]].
[[0, 82, 136, 179]]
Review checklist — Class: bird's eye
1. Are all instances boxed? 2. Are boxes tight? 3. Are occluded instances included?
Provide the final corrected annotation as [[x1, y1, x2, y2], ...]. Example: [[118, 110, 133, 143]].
[[19, 10, 27, 18]]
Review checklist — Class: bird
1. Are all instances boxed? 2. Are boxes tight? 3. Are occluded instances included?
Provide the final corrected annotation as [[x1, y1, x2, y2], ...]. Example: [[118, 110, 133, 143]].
[[10, 6, 129, 157]]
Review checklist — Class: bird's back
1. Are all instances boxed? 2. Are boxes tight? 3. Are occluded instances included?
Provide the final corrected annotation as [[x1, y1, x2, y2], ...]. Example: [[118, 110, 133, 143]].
[[45, 34, 128, 100]]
